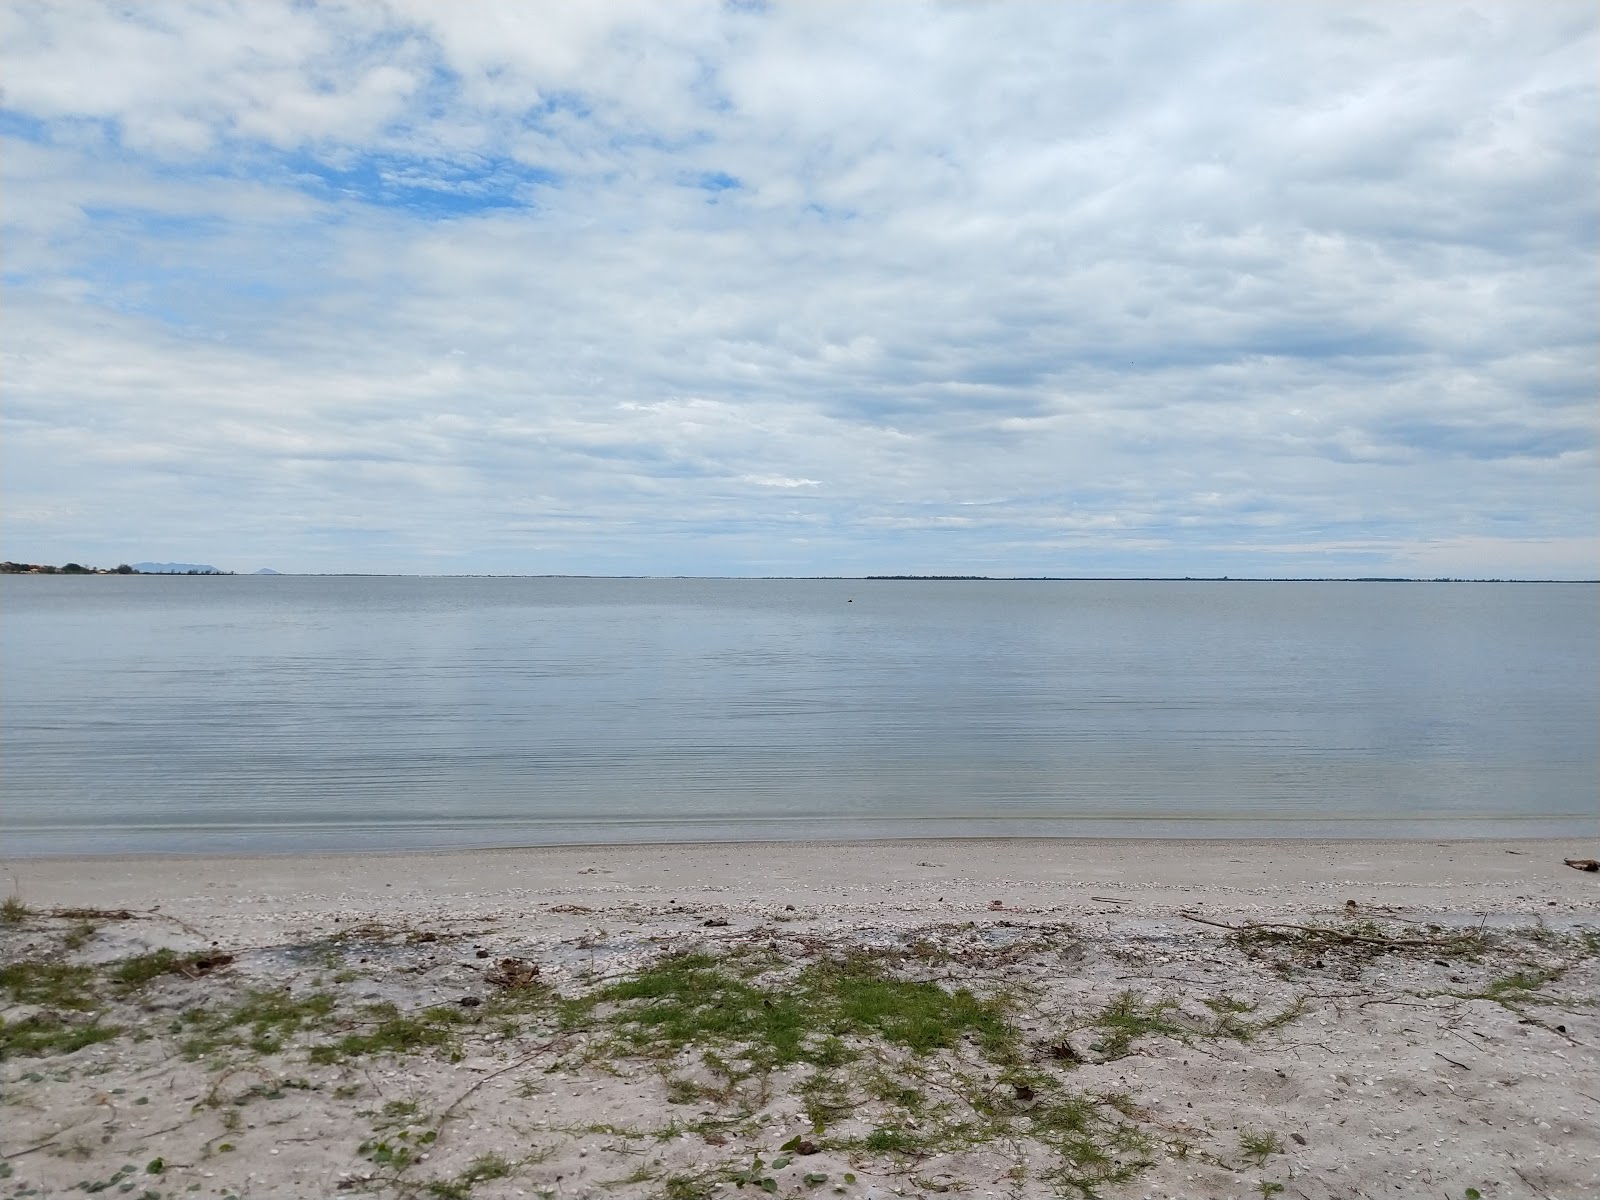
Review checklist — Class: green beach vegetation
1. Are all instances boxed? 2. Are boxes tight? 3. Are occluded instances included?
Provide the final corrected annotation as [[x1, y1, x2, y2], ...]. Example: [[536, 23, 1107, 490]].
[[3, 897, 1595, 1199]]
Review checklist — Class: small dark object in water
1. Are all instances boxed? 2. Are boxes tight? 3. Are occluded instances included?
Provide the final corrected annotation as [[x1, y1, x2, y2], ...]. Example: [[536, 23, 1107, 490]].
[[1564, 858, 1599, 872]]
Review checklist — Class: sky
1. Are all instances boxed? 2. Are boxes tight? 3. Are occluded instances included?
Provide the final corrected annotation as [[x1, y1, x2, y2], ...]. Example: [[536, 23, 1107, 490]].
[[2, 2, 1596, 578]]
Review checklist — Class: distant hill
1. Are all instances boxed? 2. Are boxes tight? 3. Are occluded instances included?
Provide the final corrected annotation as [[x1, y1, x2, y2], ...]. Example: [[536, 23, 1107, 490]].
[[133, 562, 221, 574], [254, 568, 280, 575]]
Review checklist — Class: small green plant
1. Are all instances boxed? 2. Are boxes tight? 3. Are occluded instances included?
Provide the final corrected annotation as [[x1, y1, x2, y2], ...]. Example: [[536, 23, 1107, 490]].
[[359, 1126, 436, 1171], [728, 1154, 778, 1192], [664, 1076, 704, 1104], [1088, 991, 1182, 1059], [1256, 1182, 1285, 1197], [664, 1168, 729, 1200], [425, 1152, 515, 1198], [1239, 1129, 1283, 1166], [1, 895, 30, 925], [798, 1068, 852, 1130], [1476, 968, 1562, 1007]]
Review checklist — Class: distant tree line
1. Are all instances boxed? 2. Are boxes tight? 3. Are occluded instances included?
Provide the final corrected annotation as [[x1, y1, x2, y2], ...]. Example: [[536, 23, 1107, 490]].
[[3, 561, 136, 574], [1, 561, 233, 575]]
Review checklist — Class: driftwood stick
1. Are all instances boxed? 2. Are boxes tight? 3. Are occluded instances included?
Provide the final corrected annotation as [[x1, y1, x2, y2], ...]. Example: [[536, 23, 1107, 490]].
[[1178, 912, 1239, 931]]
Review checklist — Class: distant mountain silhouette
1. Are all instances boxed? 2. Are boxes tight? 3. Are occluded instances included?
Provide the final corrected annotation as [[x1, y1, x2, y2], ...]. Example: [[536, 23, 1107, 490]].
[[133, 562, 221, 574], [254, 568, 280, 574]]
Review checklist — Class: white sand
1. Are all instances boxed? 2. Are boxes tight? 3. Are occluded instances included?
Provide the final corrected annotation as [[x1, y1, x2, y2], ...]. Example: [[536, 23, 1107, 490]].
[[3, 838, 1597, 1199]]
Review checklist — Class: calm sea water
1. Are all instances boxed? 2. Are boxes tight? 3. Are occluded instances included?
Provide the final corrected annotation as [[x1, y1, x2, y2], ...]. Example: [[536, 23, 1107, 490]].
[[2, 577, 1595, 855]]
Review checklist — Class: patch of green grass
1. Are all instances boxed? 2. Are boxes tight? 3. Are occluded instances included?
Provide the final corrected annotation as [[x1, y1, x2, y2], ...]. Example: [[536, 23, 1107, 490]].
[[599, 950, 1016, 1070], [1238, 1129, 1282, 1166], [357, 1100, 438, 1174], [663, 1167, 729, 1200], [0, 960, 100, 1010], [597, 1163, 663, 1190], [588, 945, 1150, 1193], [862, 1067, 927, 1114], [797, 1069, 852, 1131], [1088, 991, 1182, 1059], [0, 896, 29, 925], [820, 956, 1015, 1058], [601, 951, 809, 1065], [1204, 994, 1309, 1043], [1028, 1094, 1152, 1190], [376, 1098, 424, 1125], [181, 987, 340, 1058], [860, 1125, 935, 1156], [664, 1076, 704, 1104], [309, 1002, 468, 1063], [424, 1152, 516, 1198], [1479, 968, 1562, 1003], [0, 1013, 122, 1059], [110, 949, 193, 989]]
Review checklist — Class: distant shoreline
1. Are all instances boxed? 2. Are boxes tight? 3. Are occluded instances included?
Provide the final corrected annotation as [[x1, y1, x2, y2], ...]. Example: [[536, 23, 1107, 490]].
[[1, 561, 231, 575]]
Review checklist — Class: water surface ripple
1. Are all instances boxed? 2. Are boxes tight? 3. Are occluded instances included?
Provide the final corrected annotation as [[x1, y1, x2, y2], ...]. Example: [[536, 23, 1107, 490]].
[[2, 577, 1595, 854]]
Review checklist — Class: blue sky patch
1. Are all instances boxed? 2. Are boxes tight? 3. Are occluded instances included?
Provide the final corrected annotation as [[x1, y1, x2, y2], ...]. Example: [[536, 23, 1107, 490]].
[[280, 151, 557, 216]]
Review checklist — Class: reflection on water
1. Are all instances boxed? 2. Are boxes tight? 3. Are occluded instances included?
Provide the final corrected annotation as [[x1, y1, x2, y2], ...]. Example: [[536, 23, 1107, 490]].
[[2, 577, 1595, 853]]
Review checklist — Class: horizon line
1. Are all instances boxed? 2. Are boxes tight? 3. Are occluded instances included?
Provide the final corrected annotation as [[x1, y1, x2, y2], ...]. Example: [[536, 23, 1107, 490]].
[[23, 572, 1592, 583]]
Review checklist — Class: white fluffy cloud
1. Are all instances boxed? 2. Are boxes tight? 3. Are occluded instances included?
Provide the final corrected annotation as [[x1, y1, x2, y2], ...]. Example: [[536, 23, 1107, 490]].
[[1, 1, 1595, 575]]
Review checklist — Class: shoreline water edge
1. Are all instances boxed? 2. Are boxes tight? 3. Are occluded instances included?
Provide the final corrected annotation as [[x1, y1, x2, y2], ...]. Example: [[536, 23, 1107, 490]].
[[2, 838, 1596, 1198]]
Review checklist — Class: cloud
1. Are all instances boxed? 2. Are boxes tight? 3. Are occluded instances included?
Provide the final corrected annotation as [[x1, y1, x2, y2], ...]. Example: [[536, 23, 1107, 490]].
[[0, 0, 1595, 576]]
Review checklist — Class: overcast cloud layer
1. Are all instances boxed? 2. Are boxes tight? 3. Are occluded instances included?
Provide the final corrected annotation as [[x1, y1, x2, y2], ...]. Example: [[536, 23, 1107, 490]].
[[2, 2, 1596, 577]]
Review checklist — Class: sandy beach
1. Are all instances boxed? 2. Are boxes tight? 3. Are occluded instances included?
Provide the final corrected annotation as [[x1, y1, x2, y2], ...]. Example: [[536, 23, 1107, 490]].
[[3, 838, 1597, 1199]]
